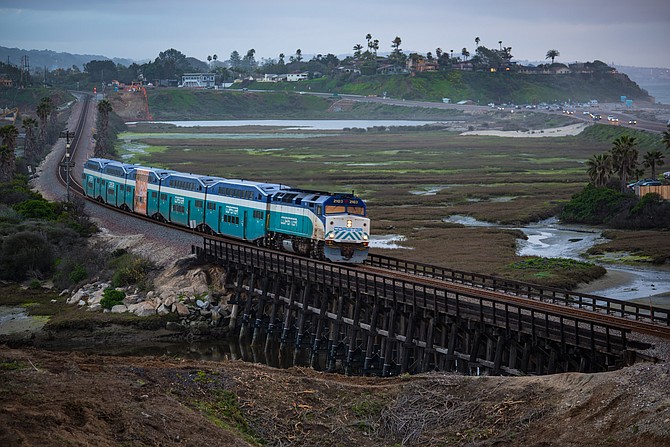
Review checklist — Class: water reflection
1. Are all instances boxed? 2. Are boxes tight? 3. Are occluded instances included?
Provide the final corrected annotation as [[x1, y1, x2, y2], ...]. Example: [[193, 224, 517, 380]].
[[443, 215, 670, 301], [126, 119, 445, 130]]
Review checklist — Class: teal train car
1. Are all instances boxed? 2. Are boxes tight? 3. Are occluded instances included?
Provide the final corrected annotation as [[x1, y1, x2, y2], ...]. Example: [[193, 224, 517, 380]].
[[82, 158, 370, 263]]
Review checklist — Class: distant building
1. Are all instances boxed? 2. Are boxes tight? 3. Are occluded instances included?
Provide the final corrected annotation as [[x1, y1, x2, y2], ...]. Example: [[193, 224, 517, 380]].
[[286, 72, 309, 82], [180, 73, 215, 88], [407, 57, 439, 73]]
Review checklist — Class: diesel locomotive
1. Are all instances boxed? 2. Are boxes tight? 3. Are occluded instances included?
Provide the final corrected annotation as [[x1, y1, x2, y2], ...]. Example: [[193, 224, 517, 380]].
[[82, 158, 371, 263]]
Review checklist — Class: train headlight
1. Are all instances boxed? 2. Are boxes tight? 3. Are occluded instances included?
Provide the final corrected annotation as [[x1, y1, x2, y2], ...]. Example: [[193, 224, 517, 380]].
[[363, 234, 368, 241], [347, 219, 352, 228], [328, 232, 335, 239]]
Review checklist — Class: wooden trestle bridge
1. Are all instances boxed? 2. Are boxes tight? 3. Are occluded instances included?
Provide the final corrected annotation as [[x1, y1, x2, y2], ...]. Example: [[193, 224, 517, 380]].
[[196, 237, 669, 376]]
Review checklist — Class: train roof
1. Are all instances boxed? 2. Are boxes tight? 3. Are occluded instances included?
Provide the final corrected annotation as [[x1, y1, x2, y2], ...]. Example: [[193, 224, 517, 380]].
[[209, 178, 288, 195]]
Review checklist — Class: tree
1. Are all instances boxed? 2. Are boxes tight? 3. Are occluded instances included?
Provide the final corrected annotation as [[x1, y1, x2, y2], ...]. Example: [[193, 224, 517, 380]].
[[461, 48, 470, 61], [0, 144, 15, 183], [586, 153, 613, 188], [0, 125, 19, 183], [229, 51, 241, 69], [643, 150, 665, 179], [546, 49, 560, 64], [154, 48, 190, 79], [610, 135, 639, 192], [94, 100, 113, 157], [475, 36, 480, 48], [36, 97, 54, 145], [662, 124, 670, 151], [392, 36, 402, 53], [242, 49, 257, 72], [21, 117, 39, 164], [294, 49, 302, 63], [353, 44, 363, 59], [83, 59, 117, 84]]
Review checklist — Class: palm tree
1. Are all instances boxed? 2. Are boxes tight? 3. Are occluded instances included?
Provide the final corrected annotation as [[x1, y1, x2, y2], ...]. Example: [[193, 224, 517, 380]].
[[0, 124, 19, 152], [353, 44, 363, 59], [610, 135, 639, 192], [662, 124, 670, 151], [546, 49, 560, 64], [643, 150, 665, 179], [475, 36, 480, 48], [586, 153, 613, 188], [0, 144, 15, 183], [461, 48, 470, 61], [0, 125, 18, 182], [498, 40, 503, 50], [36, 97, 54, 145], [21, 117, 39, 163], [94, 99, 113, 157], [392, 36, 402, 52]]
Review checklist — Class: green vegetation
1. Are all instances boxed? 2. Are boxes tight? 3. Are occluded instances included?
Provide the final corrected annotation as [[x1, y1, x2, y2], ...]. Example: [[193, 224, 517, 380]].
[[100, 288, 126, 309], [107, 249, 155, 290], [507, 257, 606, 288], [277, 70, 650, 104], [195, 390, 262, 445]]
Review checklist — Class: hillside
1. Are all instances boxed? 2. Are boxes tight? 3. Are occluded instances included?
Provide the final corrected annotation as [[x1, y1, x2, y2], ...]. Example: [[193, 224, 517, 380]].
[[252, 71, 653, 105]]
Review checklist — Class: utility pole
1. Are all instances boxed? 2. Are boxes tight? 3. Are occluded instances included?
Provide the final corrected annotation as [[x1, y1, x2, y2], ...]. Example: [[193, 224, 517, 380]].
[[59, 130, 76, 202]]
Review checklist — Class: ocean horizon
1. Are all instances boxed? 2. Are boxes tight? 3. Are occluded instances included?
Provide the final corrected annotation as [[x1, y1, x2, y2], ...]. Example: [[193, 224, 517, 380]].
[[640, 83, 670, 105]]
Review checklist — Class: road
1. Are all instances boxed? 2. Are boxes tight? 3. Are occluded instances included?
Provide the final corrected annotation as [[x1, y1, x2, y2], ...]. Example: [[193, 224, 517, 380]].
[[248, 88, 669, 134]]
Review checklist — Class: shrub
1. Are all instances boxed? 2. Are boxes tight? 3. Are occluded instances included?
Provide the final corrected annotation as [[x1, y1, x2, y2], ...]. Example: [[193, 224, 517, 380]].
[[13, 199, 58, 220], [100, 288, 125, 309], [0, 231, 55, 281], [108, 252, 154, 289]]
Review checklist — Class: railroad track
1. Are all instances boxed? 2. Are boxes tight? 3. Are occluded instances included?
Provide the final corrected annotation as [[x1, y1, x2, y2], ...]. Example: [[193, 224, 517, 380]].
[[56, 95, 670, 342], [359, 264, 670, 339]]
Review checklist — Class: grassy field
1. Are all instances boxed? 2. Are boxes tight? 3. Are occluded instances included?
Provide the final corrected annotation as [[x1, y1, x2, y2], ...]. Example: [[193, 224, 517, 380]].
[[112, 115, 670, 288]]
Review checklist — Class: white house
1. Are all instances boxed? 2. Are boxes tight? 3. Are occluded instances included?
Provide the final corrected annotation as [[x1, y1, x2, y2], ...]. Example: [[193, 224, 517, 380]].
[[180, 73, 215, 88], [286, 72, 309, 82]]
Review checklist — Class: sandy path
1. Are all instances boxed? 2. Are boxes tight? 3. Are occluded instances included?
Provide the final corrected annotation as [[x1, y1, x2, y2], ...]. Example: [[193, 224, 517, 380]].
[[461, 122, 590, 137]]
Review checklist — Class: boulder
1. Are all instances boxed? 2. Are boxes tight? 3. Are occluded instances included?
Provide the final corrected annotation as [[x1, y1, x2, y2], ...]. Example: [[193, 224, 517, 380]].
[[133, 301, 156, 317], [111, 304, 128, 313]]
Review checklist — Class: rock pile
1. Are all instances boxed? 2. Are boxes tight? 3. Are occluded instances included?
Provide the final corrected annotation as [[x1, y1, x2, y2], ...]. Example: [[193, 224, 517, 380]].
[[64, 258, 235, 335]]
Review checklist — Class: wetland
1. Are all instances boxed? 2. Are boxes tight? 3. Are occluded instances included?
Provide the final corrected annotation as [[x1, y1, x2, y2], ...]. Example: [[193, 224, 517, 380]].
[[117, 116, 670, 298]]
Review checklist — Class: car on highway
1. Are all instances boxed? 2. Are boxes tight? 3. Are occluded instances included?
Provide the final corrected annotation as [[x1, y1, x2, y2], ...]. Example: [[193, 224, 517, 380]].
[[628, 120, 637, 125]]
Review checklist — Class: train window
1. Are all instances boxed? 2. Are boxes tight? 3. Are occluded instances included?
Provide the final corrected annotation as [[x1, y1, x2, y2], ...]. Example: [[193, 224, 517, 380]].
[[316, 205, 322, 215], [107, 188, 115, 195], [253, 210, 264, 219], [151, 191, 157, 199], [325, 205, 346, 214], [207, 202, 216, 210], [160, 193, 167, 200], [195, 200, 203, 208], [172, 204, 185, 213], [348, 206, 365, 215]]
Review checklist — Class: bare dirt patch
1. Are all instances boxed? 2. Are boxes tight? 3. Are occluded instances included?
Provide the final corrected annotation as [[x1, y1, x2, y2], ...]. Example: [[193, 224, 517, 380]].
[[1, 343, 669, 446]]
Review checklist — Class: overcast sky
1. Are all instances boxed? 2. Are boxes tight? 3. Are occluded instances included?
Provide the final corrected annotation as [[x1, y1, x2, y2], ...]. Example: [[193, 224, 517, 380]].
[[1, 0, 669, 68]]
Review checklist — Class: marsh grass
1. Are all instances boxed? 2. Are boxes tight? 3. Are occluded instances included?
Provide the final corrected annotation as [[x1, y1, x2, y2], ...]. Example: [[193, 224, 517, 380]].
[[115, 122, 668, 286]]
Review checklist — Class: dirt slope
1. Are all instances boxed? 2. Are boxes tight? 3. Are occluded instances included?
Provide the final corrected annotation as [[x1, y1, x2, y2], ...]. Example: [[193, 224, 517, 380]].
[[1, 341, 669, 447]]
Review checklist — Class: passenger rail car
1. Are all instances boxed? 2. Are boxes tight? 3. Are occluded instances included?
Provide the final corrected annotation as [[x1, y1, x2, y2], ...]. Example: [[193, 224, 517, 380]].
[[82, 158, 371, 263]]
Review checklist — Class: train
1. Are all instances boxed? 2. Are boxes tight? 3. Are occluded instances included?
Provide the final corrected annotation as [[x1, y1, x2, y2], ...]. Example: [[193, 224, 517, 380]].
[[82, 158, 371, 263]]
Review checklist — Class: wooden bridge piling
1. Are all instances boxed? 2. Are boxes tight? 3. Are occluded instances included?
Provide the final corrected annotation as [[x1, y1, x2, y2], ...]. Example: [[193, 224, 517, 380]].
[[196, 238, 656, 376]]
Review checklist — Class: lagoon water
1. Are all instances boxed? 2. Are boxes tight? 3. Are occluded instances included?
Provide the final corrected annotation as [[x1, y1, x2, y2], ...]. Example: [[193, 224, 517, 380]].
[[126, 119, 445, 130], [444, 215, 670, 302]]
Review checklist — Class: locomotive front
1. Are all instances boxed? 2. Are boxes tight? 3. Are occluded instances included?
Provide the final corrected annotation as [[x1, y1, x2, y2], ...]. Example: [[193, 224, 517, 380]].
[[322, 194, 370, 263]]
